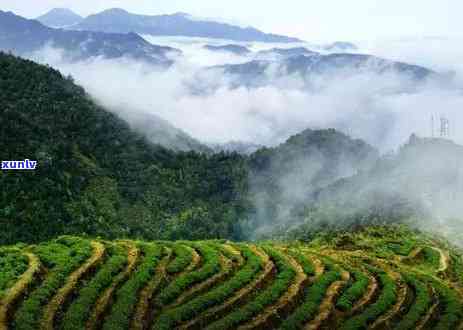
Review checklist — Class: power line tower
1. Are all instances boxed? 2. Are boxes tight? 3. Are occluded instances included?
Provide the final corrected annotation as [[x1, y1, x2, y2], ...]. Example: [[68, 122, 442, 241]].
[[431, 115, 435, 138], [431, 114, 450, 138], [440, 116, 450, 138]]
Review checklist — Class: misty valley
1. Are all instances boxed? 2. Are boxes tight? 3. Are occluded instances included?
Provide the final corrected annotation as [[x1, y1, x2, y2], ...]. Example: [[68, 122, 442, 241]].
[[1, 3, 463, 330]]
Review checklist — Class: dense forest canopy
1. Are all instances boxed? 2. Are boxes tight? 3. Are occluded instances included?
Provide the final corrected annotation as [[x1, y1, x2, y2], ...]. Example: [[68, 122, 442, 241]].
[[2, 4, 463, 329], [1, 52, 462, 245], [0, 52, 249, 244]]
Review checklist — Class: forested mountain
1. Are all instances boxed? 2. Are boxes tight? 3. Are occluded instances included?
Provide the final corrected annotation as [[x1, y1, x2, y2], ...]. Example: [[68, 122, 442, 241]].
[[216, 53, 436, 88], [112, 111, 211, 153], [0, 10, 179, 64], [2, 4, 463, 329], [211, 141, 263, 155], [246, 129, 379, 236], [0, 52, 248, 244], [323, 41, 358, 51], [72, 8, 301, 42], [203, 44, 251, 55], [36, 8, 83, 28], [255, 47, 318, 60], [0, 52, 387, 245], [275, 135, 463, 241], [1, 52, 459, 246], [316, 135, 463, 220]]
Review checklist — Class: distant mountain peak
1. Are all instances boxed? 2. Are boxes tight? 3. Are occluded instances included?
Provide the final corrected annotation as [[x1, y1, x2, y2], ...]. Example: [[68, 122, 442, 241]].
[[256, 47, 318, 60], [37, 8, 83, 28], [204, 44, 251, 55], [72, 8, 301, 43], [1, 10, 180, 65], [98, 8, 131, 15], [172, 12, 191, 17], [217, 52, 436, 89], [46, 8, 78, 15], [323, 41, 358, 51]]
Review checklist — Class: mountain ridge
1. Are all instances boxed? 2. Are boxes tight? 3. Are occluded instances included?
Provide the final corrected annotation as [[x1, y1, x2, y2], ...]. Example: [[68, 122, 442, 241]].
[[71, 7, 301, 43], [0, 51, 387, 244], [0, 10, 180, 65], [36, 8, 83, 28], [270, 134, 463, 241], [214, 52, 436, 88], [0, 51, 246, 244], [1, 49, 460, 247]]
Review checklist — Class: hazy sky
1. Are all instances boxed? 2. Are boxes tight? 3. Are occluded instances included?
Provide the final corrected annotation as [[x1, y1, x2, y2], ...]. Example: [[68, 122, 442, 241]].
[[1, 0, 462, 42]]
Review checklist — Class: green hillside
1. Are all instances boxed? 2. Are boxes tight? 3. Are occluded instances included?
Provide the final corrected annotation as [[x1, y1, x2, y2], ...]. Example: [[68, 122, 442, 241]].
[[2, 37, 463, 330], [1, 226, 462, 329], [0, 52, 249, 244], [0, 52, 380, 245]]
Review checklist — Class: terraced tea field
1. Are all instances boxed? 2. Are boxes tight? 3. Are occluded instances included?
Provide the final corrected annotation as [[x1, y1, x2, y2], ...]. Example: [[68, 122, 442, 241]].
[[1, 226, 463, 329]]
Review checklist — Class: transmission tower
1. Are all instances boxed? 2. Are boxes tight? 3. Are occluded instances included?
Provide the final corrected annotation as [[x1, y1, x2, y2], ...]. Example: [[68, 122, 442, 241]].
[[431, 115, 435, 138], [440, 116, 450, 137]]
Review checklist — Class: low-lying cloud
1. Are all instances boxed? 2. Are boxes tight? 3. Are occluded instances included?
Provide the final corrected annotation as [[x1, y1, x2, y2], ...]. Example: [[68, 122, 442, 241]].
[[30, 37, 463, 153], [27, 36, 463, 244]]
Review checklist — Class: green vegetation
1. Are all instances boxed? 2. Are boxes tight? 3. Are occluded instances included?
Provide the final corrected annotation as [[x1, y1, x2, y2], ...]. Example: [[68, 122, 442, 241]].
[[0, 249, 28, 299], [336, 267, 370, 312], [287, 249, 316, 276], [449, 252, 463, 285], [340, 265, 397, 330], [0, 52, 392, 246], [279, 259, 342, 329], [422, 247, 441, 268], [166, 244, 195, 274], [13, 237, 92, 330], [206, 246, 296, 330], [60, 243, 127, 330], [0, 228, 462, 329], [153, 244, 264, 329], [0, 53, 249, 245], [386, 240, 417, 256], [1, 49, 463, 330], [102, 243, 162, 330], [155, 243, 221, 306], [395, 274, 431, 330], [431, 277, 463, 330]]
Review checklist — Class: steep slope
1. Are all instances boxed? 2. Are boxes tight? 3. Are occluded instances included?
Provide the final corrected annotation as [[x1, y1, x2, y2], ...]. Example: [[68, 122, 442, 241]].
[[276, 135, 463, 242], [211, 141, 264, 155], [73, 8, 301, 42], [1, 52, 390, 245], [0, 52, 248, 244], [317, 135, 463, 220], [119, 111, 211, 153], [2, 50, 446, 248], [0, 10, 179, 65], [36, 8, 83, 28], [246, 129, 379, 237]]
